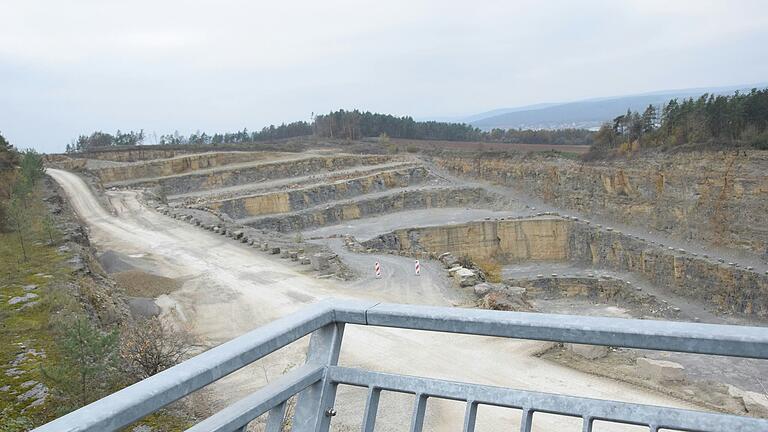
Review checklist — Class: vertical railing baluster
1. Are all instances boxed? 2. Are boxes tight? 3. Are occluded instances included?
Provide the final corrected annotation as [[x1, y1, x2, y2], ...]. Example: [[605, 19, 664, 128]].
[[582, 416, 593, 432], [520, 408, 534, 432], [265, 401, 287, 432], [409, 394, 428, 432], [361, 386, 382, 432], [462, 400, 478, 432], [292, 322, 345, 432]]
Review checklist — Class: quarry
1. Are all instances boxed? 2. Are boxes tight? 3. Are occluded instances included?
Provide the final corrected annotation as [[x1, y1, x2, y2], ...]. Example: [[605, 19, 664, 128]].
[[38, 143, 768, 430]]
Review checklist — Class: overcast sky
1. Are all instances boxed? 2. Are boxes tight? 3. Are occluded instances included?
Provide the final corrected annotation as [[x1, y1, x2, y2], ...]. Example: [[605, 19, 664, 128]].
[[2, 0, 768, 152]]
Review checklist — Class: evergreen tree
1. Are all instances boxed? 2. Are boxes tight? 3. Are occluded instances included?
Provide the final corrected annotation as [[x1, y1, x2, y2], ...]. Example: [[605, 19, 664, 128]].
[[43, 318, 120, 410]]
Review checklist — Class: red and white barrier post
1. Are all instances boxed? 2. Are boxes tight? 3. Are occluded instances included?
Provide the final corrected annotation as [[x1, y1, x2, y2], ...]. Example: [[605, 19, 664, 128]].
[[375, 261, 381, 279], [415, 259, 421, 276]]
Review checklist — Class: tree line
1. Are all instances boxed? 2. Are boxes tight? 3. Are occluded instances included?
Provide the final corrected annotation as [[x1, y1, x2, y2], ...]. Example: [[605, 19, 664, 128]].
[[590, 88, 768, 155], [66, 111, 594, 153], [66, 121, 313, 152], [313, 110, 595, 144]]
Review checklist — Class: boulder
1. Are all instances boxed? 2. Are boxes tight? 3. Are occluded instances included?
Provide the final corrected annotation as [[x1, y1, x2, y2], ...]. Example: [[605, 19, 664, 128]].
[[473, 282, 493, 297], [453, 268, 479, 287], [270, 247, 281, 255], [311, 253, 332, 271], [636, 358, 685, 381], [728, 385, 768, 417], [261, 242, 269, 251], [300, 256, 311, 265], [8, 293, 39, 305], [565, 343, 608, 360], [232, 231, 244, 240], [439, 253, 461, 269]]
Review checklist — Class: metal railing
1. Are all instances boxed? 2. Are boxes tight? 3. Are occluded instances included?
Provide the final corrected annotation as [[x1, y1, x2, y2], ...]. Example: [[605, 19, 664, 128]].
[[34, 300, 768, 432]]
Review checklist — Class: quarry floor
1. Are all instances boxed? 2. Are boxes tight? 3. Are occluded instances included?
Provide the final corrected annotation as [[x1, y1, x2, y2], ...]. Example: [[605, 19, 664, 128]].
[[47, 167, 701, 432]]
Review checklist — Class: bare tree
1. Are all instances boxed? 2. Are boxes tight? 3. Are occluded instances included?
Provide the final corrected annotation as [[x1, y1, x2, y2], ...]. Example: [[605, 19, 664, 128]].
[[121, 317, 193, 380]]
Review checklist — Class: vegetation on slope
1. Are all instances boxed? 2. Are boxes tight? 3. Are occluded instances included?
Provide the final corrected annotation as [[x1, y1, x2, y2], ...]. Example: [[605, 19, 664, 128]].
[[587, 88, 768, 158], [1, 133, 191, 431]]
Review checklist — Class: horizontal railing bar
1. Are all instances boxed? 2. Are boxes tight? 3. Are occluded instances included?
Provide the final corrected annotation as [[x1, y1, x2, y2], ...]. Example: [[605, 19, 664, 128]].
[[364, 303, 768, 358], [32, 300, 343, 432], [185, 364, 324, 432], [328, 366, 768, 432]]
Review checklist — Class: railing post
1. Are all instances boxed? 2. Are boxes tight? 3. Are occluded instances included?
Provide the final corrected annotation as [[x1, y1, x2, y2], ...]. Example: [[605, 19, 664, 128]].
[[292, 322, 345, 432]]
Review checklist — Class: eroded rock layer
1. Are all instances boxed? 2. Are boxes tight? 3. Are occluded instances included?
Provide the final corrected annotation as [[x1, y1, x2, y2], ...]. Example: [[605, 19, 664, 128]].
[[122, 154, 395, 193], [365, 218, 768, 317], [435, 151, 768, 257], [207, 166, 431, 218], [94, 152, 283, 183], [244, 187, 495, 232]]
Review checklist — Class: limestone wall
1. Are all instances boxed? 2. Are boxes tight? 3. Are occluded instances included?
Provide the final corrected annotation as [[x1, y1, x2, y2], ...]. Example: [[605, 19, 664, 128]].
[[435, 151, 768, 257], [127, 155, 394, 194], [93, 152, 280, 183], [365, 217, 570, 262], [246, 187, 494, 232], [365, 217, 768, 317], [209, 167, 430, 218], [72, 148, 193, 162], [567, 224, 768, 317]]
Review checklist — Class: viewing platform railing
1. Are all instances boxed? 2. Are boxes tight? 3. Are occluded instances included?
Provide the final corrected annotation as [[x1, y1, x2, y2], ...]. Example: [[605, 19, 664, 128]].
[[33, 299, 768, 432]]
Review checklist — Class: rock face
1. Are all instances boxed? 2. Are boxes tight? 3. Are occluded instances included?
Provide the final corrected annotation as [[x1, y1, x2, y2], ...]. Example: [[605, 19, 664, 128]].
[[121, 154, 394, 194], [636, 358, 685, 381], [208, 167, 431, 218], [92, 151, 274, 184], [366, 216, 768, 317], [435, 151, 768, 257], [365, 217, 569, 262], [567, 223, 768, 317], [70, 148, 192, 162], [246, 187, 495, 232]]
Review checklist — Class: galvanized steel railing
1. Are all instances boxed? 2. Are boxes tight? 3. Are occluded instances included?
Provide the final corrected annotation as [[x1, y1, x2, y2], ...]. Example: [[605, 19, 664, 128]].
[[34, 300, 768, 432]]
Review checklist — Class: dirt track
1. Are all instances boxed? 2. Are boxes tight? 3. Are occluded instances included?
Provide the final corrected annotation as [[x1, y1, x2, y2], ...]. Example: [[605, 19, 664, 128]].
[[47, 168, 693, 431]]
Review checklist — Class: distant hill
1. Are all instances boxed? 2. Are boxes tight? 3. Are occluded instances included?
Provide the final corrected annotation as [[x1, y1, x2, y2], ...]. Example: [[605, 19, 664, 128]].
[[466, 83, 768, 130]]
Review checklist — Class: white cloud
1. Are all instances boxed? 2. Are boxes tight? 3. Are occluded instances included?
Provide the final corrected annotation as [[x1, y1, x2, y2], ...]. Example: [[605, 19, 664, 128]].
[[1, 0, 767, 151]]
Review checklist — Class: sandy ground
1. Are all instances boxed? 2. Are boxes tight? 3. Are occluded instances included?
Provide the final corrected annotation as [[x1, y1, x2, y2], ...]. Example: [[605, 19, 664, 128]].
[[47, 168, 696, 431]]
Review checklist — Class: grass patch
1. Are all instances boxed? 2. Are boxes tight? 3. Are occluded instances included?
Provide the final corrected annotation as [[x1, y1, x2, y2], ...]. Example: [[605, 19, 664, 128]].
[[0, 188, 78, 429], [474, 258, 503, 283]]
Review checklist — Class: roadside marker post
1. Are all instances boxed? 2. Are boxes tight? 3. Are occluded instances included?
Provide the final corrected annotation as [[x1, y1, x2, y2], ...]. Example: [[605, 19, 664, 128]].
[[415, 260, 421, 276], [375, 261, 381, 278]]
